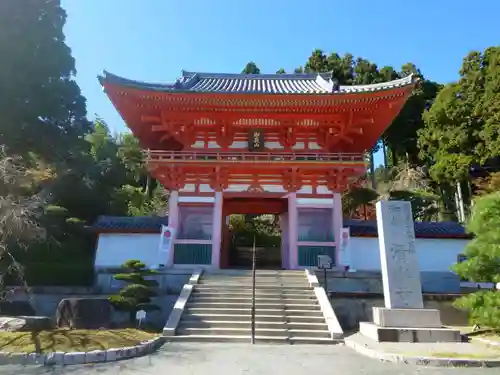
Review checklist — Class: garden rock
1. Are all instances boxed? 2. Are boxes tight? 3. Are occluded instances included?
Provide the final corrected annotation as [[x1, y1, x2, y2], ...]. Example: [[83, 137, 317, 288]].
[[0, 316, 53, 332]]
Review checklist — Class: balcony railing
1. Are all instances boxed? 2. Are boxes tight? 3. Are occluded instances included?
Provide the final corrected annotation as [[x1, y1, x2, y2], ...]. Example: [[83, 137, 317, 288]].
[[144, 150, 367, 164]]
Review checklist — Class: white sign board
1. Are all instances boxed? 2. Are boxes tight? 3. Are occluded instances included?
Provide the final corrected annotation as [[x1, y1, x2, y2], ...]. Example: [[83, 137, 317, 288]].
[[317, 255, 333, 269], [136, 309, 146, 327], [158, 225, 175, 264], [136, 309, 146, 321], [338, 227, 352, 269], [376, 200, 424, 309]]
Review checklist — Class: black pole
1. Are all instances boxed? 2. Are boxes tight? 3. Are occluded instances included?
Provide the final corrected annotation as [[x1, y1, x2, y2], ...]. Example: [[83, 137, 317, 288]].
[[251, 236, 256, 344]]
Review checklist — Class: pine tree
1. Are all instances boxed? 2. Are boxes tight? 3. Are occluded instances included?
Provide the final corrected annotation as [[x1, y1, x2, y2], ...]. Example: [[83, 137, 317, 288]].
[[109, 259, 160, 324], [452, 192, 500, 329]]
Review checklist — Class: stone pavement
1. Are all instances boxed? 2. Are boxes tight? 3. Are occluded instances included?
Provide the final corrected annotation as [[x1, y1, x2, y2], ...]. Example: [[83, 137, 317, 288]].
[[0, 342, 499, 375]]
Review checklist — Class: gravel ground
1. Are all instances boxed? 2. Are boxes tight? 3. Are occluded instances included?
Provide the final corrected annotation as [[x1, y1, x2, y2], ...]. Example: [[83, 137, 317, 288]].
[[1, 342, 499, 375]]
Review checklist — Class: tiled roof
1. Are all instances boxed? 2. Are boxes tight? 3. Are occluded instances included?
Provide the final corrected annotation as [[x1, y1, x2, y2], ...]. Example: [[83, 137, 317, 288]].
[[99, 70, 415, 95], [93, 216, 169, 231], [344, 220, 469, 238], [93, 216, 469, 238]]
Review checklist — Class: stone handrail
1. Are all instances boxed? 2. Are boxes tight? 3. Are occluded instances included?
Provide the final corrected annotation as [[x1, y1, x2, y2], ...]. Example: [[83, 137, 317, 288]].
[[163, 268, 203, 336], [305, 269, 343, 339]]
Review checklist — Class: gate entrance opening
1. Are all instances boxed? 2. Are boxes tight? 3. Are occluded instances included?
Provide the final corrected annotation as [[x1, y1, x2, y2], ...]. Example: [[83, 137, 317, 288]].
[[221, 197, 288, 269]]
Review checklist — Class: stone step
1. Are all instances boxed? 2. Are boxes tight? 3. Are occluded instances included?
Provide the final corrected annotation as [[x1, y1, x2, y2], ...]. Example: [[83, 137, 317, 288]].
[[288, 337, 341, 345], [201, 275, 307, 279], [198, 282, 309, 288], [189, 296, 317, 304], [164, 334, 340, 345], [176, 327, 287, 337], [194, 284, 312, 293], [186, 302, 320, 310], [185, 307, 324, 317], [190, 292, 316, 299], [198, 283, 309, 287], [176, 327, 331, 339], [288, 329, 331, 338], [181, 313, 326, 323], [178, 320, 328, 331], [192, 290, 314, 296], [202, 276, 306, 279], [204, 271, 305, 277]]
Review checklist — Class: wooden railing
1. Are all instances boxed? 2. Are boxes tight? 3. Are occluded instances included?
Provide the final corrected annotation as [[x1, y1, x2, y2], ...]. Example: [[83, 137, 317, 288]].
[[144, 150, 367, 164]]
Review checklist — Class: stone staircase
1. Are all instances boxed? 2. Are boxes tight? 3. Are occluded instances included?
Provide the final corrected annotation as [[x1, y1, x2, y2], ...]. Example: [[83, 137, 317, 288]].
[[166, 270, 342, 344]]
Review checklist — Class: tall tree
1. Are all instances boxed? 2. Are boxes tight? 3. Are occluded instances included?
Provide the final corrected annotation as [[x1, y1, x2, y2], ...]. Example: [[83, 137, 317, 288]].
[[0, 0, 90, 161], [384, 64, 441, 166], [304, 49, 328, 73], [276, 68, 286, 74], [242, 62, 260, 74], [418, 47, 500, 197]]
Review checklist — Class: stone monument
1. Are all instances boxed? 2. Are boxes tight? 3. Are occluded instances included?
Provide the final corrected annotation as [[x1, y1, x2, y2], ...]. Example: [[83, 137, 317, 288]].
[[359, 200, 461, 342]]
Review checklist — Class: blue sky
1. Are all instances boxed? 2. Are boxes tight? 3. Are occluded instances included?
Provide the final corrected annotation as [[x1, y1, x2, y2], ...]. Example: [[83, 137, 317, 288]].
[[62, 0, 499, 164]]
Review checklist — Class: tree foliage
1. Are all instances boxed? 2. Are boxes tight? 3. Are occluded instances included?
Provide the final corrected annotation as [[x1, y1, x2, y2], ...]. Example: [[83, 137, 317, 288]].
[[242, 61, 260, 74], [0, 0, 91, 161], [109, 259, 160, 323], [419, 47, 500, 182], [474, 172, 500, 196], [0, 0, 167, 286], [0, 148, 45, 297], [452, 192, 500, 328]]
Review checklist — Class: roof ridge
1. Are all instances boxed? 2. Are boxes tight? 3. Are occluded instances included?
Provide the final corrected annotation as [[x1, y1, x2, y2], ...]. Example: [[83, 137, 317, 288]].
[[181, 70, 334, 80]]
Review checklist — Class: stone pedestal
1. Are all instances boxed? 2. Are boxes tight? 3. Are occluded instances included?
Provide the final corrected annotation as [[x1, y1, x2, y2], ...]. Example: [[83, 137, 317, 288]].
[[359, 201, 462, 343], [359, 321, 462, 343]]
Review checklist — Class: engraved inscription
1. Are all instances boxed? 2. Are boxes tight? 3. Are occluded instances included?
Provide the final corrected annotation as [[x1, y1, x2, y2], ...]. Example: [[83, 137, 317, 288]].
[[376, 200, 424, 309], [248, 129, 264, 151]]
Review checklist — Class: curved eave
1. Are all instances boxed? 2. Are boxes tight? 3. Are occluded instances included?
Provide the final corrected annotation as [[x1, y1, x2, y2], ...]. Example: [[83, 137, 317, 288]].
[[99, 70, 416, 96]]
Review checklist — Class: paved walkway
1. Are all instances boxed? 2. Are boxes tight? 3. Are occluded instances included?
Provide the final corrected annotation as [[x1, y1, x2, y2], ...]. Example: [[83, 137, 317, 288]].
[[1, 343, 499, 374]]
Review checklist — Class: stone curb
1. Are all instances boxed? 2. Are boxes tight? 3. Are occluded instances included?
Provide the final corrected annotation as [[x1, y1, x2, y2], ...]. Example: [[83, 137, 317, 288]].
[[344, 337, 500, 368], [0, 336, 165, 366]]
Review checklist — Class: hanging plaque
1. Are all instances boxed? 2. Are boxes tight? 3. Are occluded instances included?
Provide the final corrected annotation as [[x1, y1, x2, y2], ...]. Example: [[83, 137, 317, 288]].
[[248, 129, 264, 151]]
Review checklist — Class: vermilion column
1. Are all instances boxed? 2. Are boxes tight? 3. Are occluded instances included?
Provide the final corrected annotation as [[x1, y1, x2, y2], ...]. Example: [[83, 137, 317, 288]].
[[280, 213, 289, 269], [288, 193, 298, 269], [211, 191, 223, 268], [333, 192, 343, 266], [167, 190, 179, 267]]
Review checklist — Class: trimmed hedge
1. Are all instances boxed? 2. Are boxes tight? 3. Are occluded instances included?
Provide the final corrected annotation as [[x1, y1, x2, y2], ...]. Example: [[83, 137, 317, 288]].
[[6, 263, 94, 287]]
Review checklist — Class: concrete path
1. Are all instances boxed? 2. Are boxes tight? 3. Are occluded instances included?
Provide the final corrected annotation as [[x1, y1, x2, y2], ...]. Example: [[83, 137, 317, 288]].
[[1, 342, 499, 374]]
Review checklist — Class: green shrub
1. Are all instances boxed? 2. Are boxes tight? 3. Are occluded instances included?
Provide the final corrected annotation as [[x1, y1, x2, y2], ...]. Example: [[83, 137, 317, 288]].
[[451, 192, 500, 329], [109, 259, 159, 323], [6, 263, 94, 286]]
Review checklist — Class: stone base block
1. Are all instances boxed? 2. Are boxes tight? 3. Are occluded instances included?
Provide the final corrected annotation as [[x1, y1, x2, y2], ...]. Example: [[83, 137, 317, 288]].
[[359, 322, 462, 343], [373, 307, 442, 328]]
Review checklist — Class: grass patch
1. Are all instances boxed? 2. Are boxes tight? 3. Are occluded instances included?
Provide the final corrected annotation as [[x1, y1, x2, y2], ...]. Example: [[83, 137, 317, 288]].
[[477, 334, 500, 343], [0, 329, 157, 353], [446, 325, 500, 341], [428, 352, 500, 359], [401, 351, 500, 359]]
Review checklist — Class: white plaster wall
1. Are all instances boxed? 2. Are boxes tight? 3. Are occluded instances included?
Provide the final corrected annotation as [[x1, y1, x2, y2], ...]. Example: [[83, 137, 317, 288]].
[[349, 237, 468, 272], [95, 234, 161, 268], [94, 233, 469, 273]]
